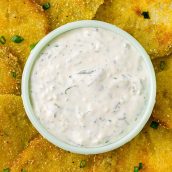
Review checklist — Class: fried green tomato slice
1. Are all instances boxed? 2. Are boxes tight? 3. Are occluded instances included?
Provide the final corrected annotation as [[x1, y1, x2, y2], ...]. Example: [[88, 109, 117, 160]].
[[95, 0, 172, 58], [114, 122, 172, 171], [0, 0, 49, 68], [10, 136, 94, 172], [0, 95, 38, 171], [0, 46, 21, 95], [152, 56, 172, 128], [145, 124, 172, 171], [35, 0, 104, 30], [114, 127, 149, 172]]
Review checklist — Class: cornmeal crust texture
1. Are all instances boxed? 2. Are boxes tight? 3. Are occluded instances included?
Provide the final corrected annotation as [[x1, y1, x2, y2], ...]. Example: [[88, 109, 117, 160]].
[[115, 123, 172, 172], [145, 125, 172, 171], [152, 55, 172, 128], [0, 95, 38, 170], [95, 0, 172, 58], [0, 46, 21, 95], [10, 136, 94, 172], [35, 0, 104, 30], [0, 0, 49, 68]]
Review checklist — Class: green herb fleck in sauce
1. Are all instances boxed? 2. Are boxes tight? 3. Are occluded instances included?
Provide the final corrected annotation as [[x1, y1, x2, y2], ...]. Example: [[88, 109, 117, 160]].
[[0, 36, 6, 44], [80, 160, 86, 168], [42, 2, 51, 10], [21, 169, 27, 172], [160, 60, 166, 70], [11, 35, 24, 43], [78, 69, 95, 74], [150, 121, 159, 129], [141, 11, 150, 19]]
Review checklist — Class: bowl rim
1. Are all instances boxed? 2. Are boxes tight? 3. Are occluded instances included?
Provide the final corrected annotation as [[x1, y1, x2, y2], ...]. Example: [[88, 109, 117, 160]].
[[22, 20, 156, 155]]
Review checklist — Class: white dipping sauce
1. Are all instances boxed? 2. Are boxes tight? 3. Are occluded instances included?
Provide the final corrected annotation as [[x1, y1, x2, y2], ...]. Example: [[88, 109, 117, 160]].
[[30, 28, 149, 147]]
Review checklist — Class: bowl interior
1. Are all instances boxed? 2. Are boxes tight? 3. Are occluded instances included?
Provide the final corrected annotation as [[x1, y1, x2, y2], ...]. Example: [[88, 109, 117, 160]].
[[22, 20, 156, 154]]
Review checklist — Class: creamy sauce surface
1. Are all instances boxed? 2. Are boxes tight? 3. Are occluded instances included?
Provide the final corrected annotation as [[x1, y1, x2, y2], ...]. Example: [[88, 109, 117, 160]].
[[30, 28, 149, 147]]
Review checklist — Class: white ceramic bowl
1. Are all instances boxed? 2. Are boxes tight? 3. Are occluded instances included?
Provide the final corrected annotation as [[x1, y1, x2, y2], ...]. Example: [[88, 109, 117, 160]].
[[22, 20, 156, 154]]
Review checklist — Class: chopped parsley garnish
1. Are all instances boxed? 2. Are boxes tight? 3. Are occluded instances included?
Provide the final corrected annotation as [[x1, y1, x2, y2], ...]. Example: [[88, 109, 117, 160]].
[[134, 162, 143, 171], [11, 71, 17, 78], [134, 166, 139, 172], [80, 160, 86, 168], [3, 168, 10, 172], [150, 121, 159, 129], [42, 2, 51, 10], [30, 43, 37, 50], [0, 36, 6, 44], [139, 162, 143, 169], [141, 11, 150, 19], [160, 60, 166, 70], [21, 169, 27, 172], [11, 35, 24, 43]]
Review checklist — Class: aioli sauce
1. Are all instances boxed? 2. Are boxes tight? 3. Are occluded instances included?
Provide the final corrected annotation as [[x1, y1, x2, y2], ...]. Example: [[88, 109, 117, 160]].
[[30, 28, 149, 147]]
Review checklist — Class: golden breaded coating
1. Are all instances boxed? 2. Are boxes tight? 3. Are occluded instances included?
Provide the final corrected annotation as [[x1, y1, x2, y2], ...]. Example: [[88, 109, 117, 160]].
[[114, 123, 172, 171], [95, 0, 172, 58], [0, 46, 21, 95], [10, 136, 93, 172], [35, 0, 104, 30], [152, 55, 172, 73], [0, 0, 49, 68], [0, 1, 8, 40], [153, 56, 172, 73], [152, 56, 172, 128], [145, 125, 172, 171], [115, 128, 149, 172], [93, 122, 172, 172], [93, 151, 117, 172], [0, 95, 38, 171]]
